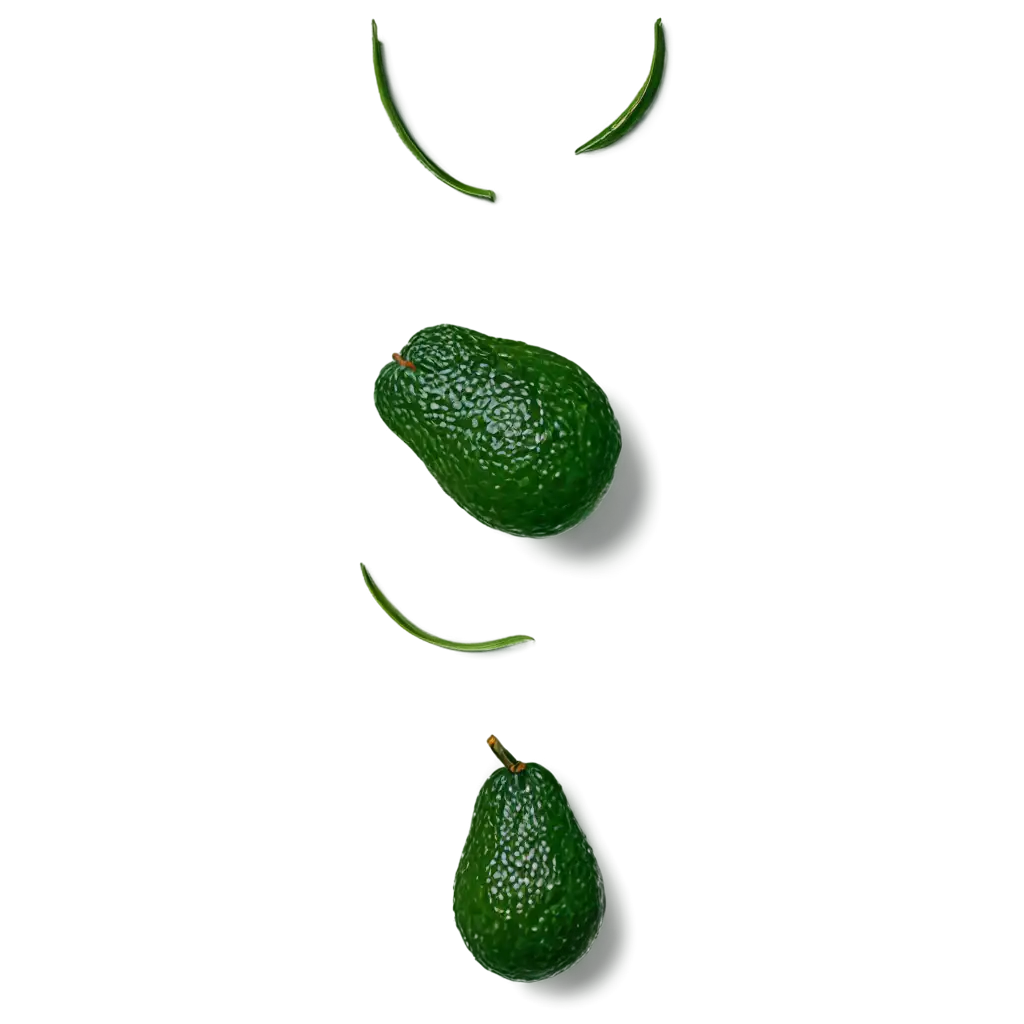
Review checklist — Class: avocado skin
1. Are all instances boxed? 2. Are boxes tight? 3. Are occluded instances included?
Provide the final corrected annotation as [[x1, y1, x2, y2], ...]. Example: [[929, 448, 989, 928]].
[[453, 763, 605, 982], [374, 324, 621, 537]]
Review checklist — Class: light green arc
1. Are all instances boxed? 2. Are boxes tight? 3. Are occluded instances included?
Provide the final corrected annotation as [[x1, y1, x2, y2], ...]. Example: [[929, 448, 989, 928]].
[[360, 564, 534, 652], [358, 565, 1024, 659]]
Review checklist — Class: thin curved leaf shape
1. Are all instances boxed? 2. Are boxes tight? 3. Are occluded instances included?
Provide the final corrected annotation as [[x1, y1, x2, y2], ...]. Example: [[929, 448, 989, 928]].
[[360, 564, 533, 652], [366, 19, 497, 201], [577, 16, 663, 152]]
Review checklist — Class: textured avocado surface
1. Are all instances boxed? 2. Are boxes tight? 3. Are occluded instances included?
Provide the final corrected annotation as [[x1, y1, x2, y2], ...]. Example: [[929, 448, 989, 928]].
[[453, 763, 604, 981], [374, 324, 621, 537]]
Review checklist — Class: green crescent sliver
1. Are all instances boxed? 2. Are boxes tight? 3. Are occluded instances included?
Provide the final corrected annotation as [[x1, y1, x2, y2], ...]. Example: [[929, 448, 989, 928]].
[[577, 16, 663, 152], [358, 565, 536, 651], [368, 19, 495, 201]]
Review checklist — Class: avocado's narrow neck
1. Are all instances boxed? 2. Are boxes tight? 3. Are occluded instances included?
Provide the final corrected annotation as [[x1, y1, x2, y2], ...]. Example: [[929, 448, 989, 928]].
[[392, 352, 416, 370], [488, 735, 526, 773]]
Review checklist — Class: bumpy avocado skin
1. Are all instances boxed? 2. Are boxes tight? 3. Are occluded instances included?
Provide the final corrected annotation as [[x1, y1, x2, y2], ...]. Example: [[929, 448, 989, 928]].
[[453, 764, 605, 982], [374, 325, 621, 537]]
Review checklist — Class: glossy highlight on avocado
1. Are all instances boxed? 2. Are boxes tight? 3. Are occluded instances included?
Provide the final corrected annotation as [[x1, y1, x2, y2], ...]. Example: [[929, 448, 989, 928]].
[[374, 325, 621, 537], [453, 736, 605, 982]]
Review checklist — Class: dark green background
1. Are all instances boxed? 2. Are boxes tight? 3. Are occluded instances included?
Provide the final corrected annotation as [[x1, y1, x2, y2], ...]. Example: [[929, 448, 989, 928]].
[[6, 6, 1024, 1015]]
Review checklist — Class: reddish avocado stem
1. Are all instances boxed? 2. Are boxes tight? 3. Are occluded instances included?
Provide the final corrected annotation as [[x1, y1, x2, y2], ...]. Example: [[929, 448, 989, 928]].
[[392, 352, 416, 370], [487, 735, 526, 773]]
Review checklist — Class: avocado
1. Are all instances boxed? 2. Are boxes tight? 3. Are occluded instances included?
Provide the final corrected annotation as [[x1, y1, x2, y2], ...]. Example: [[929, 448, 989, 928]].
[[453, 736, 604, 981], [374, 324, 620, 537]]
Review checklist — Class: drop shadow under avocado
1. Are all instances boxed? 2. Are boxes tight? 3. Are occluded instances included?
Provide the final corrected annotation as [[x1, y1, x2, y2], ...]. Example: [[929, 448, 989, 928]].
[[516, 382, 667, 585]]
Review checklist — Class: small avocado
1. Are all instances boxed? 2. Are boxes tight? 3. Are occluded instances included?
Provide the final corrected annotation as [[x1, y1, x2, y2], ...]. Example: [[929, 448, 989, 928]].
[[374, 324, 621, 537], [453, 737, 605, 981]]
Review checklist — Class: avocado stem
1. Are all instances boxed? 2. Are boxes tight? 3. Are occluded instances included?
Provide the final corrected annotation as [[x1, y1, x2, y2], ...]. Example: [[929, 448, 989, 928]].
[[487, 735, 526, 773], [392, 352, 416, 370]]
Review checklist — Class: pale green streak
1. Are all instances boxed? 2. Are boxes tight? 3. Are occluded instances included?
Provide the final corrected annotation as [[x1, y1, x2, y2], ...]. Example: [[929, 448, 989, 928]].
[[360, 564, 534, 652], [368, 565, 1024, 659]]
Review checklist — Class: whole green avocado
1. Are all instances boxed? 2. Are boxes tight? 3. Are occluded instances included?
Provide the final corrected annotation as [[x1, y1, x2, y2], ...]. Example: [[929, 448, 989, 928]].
[[374, 324, 621, 537], [453, 737, 605, 982]]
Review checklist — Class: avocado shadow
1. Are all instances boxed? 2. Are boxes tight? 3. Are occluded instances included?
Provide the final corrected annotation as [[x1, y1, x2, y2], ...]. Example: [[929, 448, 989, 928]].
[[512, 385, 663, 585], [577, 17, 679, 159], [507, 761, 634, 1015]]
